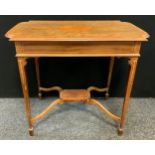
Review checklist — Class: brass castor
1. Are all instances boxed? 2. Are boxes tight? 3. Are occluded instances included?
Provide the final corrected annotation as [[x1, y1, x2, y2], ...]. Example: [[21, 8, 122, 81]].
[[29, 128, 34, 136], [38, 92, 42, 99], [117, 128, 124, 136], [105, 92, 109, 99]]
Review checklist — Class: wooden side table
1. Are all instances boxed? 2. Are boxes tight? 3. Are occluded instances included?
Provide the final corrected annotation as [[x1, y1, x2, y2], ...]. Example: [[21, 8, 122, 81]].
[[5, 21, 149, 136]]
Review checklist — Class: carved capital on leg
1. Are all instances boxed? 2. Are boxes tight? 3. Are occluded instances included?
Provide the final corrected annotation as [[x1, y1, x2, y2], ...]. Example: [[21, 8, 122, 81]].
[[128, 57, 138, 67], [18, 57, 28, 67]]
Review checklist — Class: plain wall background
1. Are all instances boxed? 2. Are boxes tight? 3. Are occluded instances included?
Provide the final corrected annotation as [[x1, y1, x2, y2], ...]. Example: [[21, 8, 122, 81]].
[[0, 15, 154, 97]]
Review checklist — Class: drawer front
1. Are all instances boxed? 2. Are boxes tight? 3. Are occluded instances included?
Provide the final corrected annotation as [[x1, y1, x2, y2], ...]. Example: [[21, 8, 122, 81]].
[[15, 41, 141, 57]]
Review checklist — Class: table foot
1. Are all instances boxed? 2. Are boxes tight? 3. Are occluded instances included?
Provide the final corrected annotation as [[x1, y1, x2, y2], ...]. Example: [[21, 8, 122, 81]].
[[105, 92, 109, 99], [29, 128, 34, 136], [38, 92, 42, 99], [117, 128, 124, 136]]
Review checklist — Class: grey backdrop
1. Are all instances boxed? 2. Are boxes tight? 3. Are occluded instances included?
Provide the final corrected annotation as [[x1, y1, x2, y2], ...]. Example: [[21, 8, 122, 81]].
[[0, 15, 154, 97]]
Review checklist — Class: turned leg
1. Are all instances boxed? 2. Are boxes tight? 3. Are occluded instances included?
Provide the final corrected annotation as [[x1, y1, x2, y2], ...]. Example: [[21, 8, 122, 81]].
[[118, 57, 138, 135], [35, 58, 42, 99], [105, 57, 115, 99], [17, 57, 34, 136]]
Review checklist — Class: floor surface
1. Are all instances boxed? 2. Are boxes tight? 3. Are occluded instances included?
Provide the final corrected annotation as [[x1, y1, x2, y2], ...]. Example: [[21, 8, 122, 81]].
[[0, 98, 155, 140]]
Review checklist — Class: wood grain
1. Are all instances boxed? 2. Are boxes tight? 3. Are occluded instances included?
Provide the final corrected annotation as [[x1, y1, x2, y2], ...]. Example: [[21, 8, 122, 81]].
[[6, 21, 149, 41], [60, 89, 90, 101], [15, 41, 140, 57]]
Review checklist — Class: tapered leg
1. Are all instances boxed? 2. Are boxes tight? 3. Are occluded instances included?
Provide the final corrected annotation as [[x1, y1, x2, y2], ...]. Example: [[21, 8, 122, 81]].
[[35, 58, 42, 99], [105, 57, 115, 99], [17, 57, 34, 136], [118, 57, 138, 135]]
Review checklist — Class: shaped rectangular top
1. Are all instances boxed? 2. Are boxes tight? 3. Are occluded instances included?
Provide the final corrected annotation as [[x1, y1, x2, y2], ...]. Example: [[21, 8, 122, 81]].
[[5, 20, 149, 41]]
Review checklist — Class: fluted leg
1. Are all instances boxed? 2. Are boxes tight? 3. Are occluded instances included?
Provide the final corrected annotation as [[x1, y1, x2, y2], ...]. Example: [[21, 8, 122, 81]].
[[105, 57, 115, 99], [118, 57, 138, 135], [35, 58, 42, 99], [17, 57, 34, 136]]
